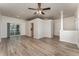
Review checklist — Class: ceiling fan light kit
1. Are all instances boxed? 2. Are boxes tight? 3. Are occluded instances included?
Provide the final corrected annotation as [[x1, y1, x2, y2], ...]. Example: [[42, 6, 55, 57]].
[[37, 10, 42, 14]]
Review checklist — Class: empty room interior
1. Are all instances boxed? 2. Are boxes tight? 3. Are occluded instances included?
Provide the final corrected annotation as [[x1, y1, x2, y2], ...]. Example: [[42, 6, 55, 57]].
[[0, 3, 79, 56]]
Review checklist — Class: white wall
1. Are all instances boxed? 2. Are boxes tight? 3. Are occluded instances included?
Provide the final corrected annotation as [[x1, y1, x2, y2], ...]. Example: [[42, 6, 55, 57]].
[[60, 30, 79, 44], [26, 18, 53, 39], [59, 16, 79, 45], [26, 18, 40, 39], [1, 15, 27, 38], [0, 15, 1, 41], [37, 19, 44, 39], [59, 10, 79, 46], [63, 17, 76, 30], [0, 20, 1, 38], [54, 16, 76, 36], [26, 18, 42, 39], [54, 19, 61, 36], [43, 20, 53, 38], [26, 21, 31, 36]]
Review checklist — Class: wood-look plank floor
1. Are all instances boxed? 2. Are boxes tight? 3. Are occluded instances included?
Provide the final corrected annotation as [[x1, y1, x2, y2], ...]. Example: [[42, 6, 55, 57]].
[[0, 36, 79, 56]]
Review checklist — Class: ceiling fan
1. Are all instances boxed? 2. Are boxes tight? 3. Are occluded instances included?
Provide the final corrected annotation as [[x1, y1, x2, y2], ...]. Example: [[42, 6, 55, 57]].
[[28, 3, 51, 15]]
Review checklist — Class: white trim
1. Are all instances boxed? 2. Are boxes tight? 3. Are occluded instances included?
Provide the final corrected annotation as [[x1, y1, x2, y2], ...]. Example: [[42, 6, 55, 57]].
[[60, 11, 64, 31]]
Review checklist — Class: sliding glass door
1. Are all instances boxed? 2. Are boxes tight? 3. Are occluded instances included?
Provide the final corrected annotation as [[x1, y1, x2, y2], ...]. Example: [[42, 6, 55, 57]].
[[7, 23, 20, 38]]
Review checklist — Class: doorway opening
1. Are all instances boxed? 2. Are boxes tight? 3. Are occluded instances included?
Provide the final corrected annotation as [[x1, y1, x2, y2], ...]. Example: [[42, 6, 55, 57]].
[[31, 23, 34, 38]]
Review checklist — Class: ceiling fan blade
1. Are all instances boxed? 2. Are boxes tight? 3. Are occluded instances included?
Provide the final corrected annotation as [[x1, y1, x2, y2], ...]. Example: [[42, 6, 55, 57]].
[[34, 12, 37, 14], [28, 8, 36, 10], [38, 3, 41, 8], [41, 12, 45, 15], [43, 8, 51, 10]]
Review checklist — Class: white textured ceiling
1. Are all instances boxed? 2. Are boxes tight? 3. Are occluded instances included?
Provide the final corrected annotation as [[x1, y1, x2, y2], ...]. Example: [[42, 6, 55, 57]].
[[0, 3, 78, 20]]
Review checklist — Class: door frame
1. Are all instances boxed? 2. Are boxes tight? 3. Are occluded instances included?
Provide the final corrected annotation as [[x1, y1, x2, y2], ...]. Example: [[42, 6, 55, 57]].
[[31, 23, 34, 38]]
